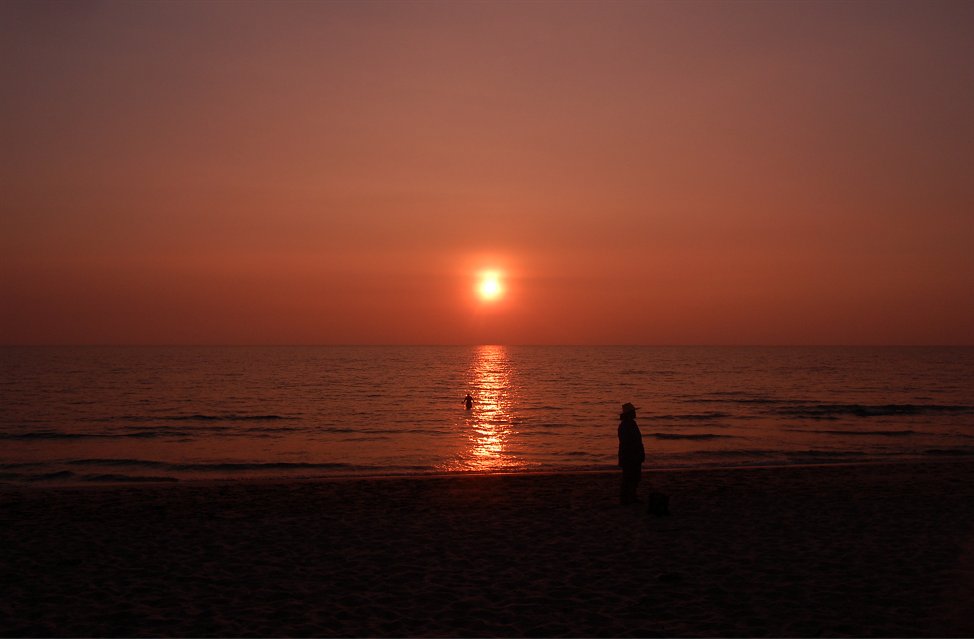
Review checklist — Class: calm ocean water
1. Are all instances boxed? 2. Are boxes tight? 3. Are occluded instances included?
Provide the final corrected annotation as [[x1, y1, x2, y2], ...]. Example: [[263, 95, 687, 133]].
[[1, 346, 972, 484]]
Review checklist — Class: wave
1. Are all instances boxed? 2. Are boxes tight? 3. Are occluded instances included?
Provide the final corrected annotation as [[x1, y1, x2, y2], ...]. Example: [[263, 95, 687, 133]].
[[690, 448, 872, 461], [13, 470, 78, 481], [0, 429, 188, 440], [170, 461, 358, 472], [65, 458, 168, 467], [0, 431, 93, 440], [685, 400, 973, 416], [82, 474, 180, 482], [651, 433, 732, 440], [694, 449, 778, 457], [126, 424, 306, 434], [785, 451, 868, 461], [790, 450, 860, 457], [1, 457, 461, 485], [363, 428, 449, 435], [0, 423, 479, 440], [4, 458, 359, 473], [0, 469, 179, 483], [924, 448, 974, 456], [653, 412, 731, 421], [0, 430, 176, 440], [163, 414, 295, 421], [785, 429, 918, 437], [688, 398, 789, 405], [82, 414, 300, 423], [0, 424, 310, 440], [776, 404, 972, 419], [315, 426, 449, 435], [0, 459, 368, 484]]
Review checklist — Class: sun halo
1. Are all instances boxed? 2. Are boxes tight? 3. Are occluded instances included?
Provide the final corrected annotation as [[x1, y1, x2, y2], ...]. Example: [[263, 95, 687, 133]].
[[477, 271, 504, 302]]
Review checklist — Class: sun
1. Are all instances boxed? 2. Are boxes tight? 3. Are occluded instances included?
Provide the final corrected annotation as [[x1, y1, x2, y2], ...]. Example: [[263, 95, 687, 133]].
[[477, 271, 504, 301]]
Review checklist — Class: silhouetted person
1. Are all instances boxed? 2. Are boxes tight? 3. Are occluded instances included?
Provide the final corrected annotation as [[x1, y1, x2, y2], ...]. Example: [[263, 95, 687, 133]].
[[618, 402, 645, 504], [464, 394, 473, 410]]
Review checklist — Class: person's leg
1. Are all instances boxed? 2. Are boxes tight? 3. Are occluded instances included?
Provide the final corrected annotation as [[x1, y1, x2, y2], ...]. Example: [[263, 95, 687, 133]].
[[621, 464, 641, 503], [629, 464, 641, 501]]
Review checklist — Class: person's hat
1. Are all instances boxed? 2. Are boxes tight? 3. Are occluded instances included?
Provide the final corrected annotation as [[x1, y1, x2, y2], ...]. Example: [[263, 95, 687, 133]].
[[621, 402, 638, 414]]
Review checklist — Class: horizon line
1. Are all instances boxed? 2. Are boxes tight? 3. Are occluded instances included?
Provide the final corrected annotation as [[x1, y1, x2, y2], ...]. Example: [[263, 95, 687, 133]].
[[3, 343, 972, 348]]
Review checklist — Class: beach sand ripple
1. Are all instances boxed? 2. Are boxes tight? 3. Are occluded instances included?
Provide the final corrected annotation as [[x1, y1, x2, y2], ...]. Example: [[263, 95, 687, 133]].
[[2, 461, 974, 637]]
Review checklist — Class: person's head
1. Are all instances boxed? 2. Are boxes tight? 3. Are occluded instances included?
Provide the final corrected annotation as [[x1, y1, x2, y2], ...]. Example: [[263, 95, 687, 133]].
[[620, 402, 637, 420]]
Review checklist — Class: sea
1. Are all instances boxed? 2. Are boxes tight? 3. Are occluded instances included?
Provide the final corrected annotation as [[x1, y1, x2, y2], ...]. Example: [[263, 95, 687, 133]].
[[1, 346, 972, 484]]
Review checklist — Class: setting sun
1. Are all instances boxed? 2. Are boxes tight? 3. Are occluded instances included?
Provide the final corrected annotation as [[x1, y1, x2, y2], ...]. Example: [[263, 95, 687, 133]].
[[477, 271, 504, 302]]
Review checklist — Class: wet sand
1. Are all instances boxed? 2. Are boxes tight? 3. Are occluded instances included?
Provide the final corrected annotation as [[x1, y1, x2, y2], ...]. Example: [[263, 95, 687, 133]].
[[3, 460, 974, 637]]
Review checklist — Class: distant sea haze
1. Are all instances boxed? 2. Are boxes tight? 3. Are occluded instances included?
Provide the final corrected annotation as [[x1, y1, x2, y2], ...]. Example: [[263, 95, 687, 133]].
[[1, 346, 972, 484]]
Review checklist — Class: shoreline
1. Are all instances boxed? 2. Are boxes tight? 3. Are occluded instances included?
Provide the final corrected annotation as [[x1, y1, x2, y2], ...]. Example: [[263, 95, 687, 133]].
[[4, 453, 973, 491], [3, 459, 974, 636]]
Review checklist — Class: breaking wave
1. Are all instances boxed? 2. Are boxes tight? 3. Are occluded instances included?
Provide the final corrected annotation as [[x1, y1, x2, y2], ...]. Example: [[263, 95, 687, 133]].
[[776, 404, 972, 419], [651, 433, 733, 440], [785, 429, 918, 437]]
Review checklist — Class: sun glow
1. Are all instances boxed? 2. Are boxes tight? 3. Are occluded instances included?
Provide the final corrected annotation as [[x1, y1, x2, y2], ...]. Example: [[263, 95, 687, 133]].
[[477, 271, 504, 301]]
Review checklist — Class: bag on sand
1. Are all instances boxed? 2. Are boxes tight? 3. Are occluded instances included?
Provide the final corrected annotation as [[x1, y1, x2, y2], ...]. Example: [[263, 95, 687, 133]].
[[647, 491, 670, 516]]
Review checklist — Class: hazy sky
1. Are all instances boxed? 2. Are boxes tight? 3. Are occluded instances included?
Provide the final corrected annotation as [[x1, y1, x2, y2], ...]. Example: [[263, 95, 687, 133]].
[[2, 0, 972, 345]]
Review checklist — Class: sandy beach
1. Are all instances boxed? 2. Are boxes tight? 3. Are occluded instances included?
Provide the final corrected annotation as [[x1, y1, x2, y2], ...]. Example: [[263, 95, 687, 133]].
[[3, 460, 973, 637]]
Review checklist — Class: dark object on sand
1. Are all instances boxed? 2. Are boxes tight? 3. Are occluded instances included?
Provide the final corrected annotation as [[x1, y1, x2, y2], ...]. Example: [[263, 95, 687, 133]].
[[647, 491, 670, 516]]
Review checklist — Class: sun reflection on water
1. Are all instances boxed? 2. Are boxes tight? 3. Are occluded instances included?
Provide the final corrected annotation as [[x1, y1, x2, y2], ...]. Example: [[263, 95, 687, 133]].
[[441, 345, 526, 472]]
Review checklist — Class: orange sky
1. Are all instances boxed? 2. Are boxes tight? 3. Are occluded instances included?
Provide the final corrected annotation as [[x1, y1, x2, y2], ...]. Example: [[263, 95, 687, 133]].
[[2, 0, 972, 345]]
